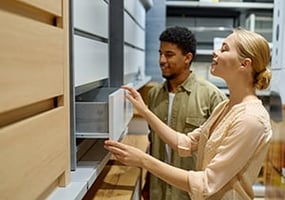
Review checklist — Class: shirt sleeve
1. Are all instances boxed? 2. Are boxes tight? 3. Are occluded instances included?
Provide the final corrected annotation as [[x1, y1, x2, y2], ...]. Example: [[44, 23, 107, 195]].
[[187, 114, 267, 198]]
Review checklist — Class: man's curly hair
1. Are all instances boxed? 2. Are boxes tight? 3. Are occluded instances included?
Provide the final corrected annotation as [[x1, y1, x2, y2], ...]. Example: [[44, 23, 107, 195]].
[[159, 26, 197, 58]]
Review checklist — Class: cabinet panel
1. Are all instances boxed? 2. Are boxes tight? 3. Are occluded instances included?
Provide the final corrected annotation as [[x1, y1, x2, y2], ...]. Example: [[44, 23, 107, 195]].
[[73, 35, 109, 87], [0, 9, 64, 113], [124, 46, 145, 76], [271, 0, 285, 69], [19, 0, 62, 16], [124, 13, 145, 49], [109, 88, 128, 141], [74, 0, 108, 38], [125, 0, 146, 28], [0, 108, 68, 200]]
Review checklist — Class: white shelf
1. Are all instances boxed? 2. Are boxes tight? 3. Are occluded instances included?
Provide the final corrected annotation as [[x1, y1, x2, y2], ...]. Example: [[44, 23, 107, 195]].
[[133, 75, 152, 90], [196, 49, 213, 55], [166, 1, 274, 10], [48, 142, 111, 200]]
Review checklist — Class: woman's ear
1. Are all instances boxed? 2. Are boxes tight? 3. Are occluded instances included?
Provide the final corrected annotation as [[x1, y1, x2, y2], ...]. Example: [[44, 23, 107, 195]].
[[241, 58, 252, 68]]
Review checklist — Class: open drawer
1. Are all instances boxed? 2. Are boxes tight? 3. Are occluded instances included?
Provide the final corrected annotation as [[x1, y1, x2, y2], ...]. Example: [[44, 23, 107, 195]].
[[75, 87, 133, 141]]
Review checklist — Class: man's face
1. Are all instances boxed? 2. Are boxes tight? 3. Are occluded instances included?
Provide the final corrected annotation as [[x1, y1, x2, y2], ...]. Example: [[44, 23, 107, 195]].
[[159, 41, 190, 80]]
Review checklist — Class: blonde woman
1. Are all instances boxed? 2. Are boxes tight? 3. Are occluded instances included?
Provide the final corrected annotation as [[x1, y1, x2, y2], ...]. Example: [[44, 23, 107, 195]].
[[104, 28, 272, 200]]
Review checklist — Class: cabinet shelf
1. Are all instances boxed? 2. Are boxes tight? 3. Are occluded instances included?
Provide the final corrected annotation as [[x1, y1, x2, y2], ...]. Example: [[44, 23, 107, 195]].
[[197, 49, 213, 55], [166, 1, 274, 10], [188, 26, 233, 32], [167, 0, 274, 57]]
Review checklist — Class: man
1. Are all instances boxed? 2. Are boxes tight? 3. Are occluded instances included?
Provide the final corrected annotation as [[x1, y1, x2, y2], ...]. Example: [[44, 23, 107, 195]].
[[143, 26, 227, 200]]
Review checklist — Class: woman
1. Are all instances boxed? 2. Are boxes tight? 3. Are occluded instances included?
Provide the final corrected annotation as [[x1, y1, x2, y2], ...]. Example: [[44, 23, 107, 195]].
[[104, 28, 272, 199]]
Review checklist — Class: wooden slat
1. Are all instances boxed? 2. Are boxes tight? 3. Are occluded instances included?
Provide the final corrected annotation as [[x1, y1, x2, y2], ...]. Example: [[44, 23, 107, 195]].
[[0, 97, 57, 128], [0, 108, 68, 200], [91, 164, 141, 200], [0, 9, 64, 113], [18, 0, 62, 17]]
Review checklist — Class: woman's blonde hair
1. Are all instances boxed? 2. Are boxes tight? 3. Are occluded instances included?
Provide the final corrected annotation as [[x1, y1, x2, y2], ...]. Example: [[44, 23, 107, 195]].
[[233, 28, 272, 90]]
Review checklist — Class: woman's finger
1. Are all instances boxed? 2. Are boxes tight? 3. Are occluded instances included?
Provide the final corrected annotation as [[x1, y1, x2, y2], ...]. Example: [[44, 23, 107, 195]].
[[122, 85, 140, 98], [105, 144, 125, 156], [105, 140, 128, 150]]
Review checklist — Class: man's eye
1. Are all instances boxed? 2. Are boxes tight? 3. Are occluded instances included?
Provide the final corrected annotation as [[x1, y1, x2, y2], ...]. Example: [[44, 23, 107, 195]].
[[165, 53, 174, 57]]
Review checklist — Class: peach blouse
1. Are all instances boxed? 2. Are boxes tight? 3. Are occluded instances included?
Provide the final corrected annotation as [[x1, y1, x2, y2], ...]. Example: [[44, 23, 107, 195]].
[[177, 99, 272, 200]]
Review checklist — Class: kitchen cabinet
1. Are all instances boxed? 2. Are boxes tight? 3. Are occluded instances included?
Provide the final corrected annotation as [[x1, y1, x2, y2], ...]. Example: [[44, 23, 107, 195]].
[[55, 1, 151, 199]]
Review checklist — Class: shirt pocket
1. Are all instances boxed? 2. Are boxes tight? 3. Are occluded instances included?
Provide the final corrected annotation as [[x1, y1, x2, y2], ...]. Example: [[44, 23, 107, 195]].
[[184, 117, 206, 132]]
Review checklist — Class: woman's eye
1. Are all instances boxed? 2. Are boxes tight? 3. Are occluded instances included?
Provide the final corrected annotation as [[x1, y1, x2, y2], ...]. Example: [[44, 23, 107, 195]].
[[220, 44, 228, 52], [221, 48, 227, 52]]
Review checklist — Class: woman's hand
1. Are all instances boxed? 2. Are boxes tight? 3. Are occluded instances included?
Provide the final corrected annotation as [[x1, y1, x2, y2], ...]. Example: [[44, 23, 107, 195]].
[[121, 85, 149, 118], [104, 140, 145, 167]]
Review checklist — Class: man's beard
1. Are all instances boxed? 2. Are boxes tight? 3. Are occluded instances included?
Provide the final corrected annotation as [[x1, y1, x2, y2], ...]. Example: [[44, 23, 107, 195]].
[[162, 73, 176, 80]]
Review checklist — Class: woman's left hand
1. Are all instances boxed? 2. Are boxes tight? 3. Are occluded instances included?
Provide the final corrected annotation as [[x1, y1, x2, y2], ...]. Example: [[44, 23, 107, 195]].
[[104, 140, 145, 167]]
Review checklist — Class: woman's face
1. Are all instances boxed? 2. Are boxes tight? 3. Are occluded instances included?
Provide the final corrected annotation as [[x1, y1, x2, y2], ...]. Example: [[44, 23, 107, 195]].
[[210, 33, 242, 82]]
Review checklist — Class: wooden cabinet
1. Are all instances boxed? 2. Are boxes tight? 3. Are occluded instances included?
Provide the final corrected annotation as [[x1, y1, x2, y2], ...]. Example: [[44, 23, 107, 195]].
[[0, 0, 70, 199]]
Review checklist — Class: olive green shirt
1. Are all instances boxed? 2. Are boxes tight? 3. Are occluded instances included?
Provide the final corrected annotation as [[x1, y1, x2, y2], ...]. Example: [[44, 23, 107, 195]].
[[147, 72, 227, 200]]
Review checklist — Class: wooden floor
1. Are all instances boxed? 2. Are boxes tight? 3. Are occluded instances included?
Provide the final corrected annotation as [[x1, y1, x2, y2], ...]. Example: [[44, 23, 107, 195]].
[[262, 107, 285, 199]]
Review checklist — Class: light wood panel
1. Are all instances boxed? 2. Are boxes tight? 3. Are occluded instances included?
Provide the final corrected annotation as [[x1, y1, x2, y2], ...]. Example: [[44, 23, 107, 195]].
[[0, 9, 64, 113], [0, 108, 66, 200], [19, 0, 62, 16], [0, 0, 70, 199]]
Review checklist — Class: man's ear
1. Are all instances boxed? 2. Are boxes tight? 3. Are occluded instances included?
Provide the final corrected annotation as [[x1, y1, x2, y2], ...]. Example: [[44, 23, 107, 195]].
[[185, 52, 193, 64]]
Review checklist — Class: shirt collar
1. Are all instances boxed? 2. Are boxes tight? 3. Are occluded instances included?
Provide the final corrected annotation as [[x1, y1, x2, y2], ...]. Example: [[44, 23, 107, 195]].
[[162, 72, 196, 93]]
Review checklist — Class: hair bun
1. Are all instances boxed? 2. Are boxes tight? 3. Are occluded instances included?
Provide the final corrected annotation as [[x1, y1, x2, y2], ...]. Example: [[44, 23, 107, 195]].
[[255, 67, 272, 90]]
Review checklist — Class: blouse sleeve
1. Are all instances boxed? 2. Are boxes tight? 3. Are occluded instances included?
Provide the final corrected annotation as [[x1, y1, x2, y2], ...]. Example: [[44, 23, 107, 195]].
[[177, 100, 226, 157], [177, 127, 201, 157], [187, 114, 269, 198]]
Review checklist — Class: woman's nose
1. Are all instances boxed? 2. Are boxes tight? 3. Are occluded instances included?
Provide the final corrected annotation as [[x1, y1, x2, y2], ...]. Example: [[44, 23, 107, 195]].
[[212, 50, 218, 58]]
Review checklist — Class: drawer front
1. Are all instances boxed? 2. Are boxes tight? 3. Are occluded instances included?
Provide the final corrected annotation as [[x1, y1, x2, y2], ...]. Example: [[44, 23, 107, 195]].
[[74, 0, 108, 38], [74, 35, 109, 87], [124, 46, 145, 75], [0, 9, 64, 113], [125, 0, 145, 28], [0, 108, 68, 200], [109, 88, 126, 141], [124, 13, 145, 49]]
